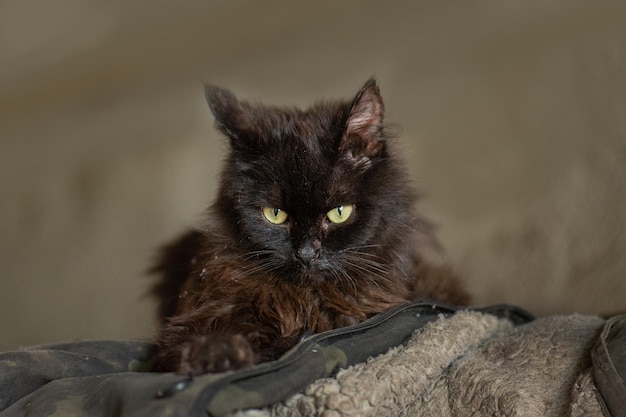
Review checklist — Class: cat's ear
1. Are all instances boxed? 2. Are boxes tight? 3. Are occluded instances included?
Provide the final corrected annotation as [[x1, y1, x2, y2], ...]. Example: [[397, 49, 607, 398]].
[[339, 79, 385, 165], [204, 84, 250, 141]]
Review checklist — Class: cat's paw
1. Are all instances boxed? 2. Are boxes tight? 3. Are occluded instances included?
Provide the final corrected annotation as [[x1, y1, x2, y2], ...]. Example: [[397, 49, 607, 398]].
[[178, 333, 255, 375]]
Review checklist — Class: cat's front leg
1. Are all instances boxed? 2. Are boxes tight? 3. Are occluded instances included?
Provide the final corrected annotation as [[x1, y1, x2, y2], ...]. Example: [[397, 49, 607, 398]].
[[177, 333, 256, 375]]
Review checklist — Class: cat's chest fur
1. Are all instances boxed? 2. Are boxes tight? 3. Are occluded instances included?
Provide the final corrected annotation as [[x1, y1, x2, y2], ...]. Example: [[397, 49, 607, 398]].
[[175, 227, 413, 337]]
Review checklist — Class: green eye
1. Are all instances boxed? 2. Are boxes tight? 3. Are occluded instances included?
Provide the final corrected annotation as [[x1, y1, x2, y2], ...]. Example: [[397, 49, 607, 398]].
[[326, 204, 354, 224], [263, 207, 288, 225]]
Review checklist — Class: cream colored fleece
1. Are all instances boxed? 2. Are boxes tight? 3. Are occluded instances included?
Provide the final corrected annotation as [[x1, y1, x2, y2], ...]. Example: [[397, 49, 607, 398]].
[[235, 311, 606, 417]]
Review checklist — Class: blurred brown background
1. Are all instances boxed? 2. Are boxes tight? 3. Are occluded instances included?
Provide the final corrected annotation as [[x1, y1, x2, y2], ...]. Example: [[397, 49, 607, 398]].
[[1, 1, 625, 351]]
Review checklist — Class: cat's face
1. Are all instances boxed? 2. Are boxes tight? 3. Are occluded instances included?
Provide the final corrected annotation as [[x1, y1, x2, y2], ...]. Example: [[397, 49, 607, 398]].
[[209, 81, 414, 285]]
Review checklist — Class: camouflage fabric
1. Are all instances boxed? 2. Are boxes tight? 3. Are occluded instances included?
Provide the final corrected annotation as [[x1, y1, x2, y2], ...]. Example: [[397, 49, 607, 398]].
[[7, 302, 615, 417]]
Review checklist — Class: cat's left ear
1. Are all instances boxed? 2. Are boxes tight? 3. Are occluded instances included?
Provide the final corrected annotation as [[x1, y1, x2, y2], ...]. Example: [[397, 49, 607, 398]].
[[340, 79, 385, 164], [204, 84, 249, 141]]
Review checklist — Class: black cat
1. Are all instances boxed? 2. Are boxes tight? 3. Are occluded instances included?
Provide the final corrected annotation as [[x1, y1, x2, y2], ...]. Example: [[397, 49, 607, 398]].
[[151, 79, 469, 375]]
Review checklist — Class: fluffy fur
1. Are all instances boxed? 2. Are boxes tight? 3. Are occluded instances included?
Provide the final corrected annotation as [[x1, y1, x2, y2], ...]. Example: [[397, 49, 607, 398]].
[[151, 80, 469, 375]]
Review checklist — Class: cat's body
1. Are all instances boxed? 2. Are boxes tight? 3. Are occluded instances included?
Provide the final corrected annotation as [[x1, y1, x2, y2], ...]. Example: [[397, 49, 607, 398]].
[[151, 80, 469, 375]]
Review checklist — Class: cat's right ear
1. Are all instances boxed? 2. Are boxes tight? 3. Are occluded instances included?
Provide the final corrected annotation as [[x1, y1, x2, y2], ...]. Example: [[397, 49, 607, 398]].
[[204, 84, 245, 140]]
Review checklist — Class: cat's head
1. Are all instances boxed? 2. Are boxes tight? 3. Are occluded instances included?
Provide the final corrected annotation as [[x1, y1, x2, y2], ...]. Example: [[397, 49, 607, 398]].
[[207, 80, 417, 286]]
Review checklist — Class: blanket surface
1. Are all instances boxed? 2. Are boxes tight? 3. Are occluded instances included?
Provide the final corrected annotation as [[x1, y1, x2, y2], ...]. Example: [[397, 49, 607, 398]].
[[248, 312, 607, 417], [1, 303, 624, 417]]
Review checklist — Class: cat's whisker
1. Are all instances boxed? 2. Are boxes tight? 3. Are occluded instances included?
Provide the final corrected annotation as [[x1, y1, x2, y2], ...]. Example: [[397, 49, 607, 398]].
[[338, 244, 384, 254], [343, 265, 385, 296], [229, 253, 286, 278], [341, 254, 391, 277], [388, 217, 414, 229], [238, 250, 276, 261], [332, 264, 359, 300], [340, 258, 393, 290], [250, 260, 285, 276]]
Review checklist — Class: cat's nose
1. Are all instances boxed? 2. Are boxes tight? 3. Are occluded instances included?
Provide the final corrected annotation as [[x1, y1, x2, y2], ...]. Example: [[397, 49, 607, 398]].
[[296, 240, 320, 265], [296, 245, 317, 265]]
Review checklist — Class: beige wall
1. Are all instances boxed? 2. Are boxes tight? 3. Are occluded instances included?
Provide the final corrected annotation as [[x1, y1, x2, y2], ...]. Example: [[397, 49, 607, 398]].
[[1, 1, 625, 351]]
